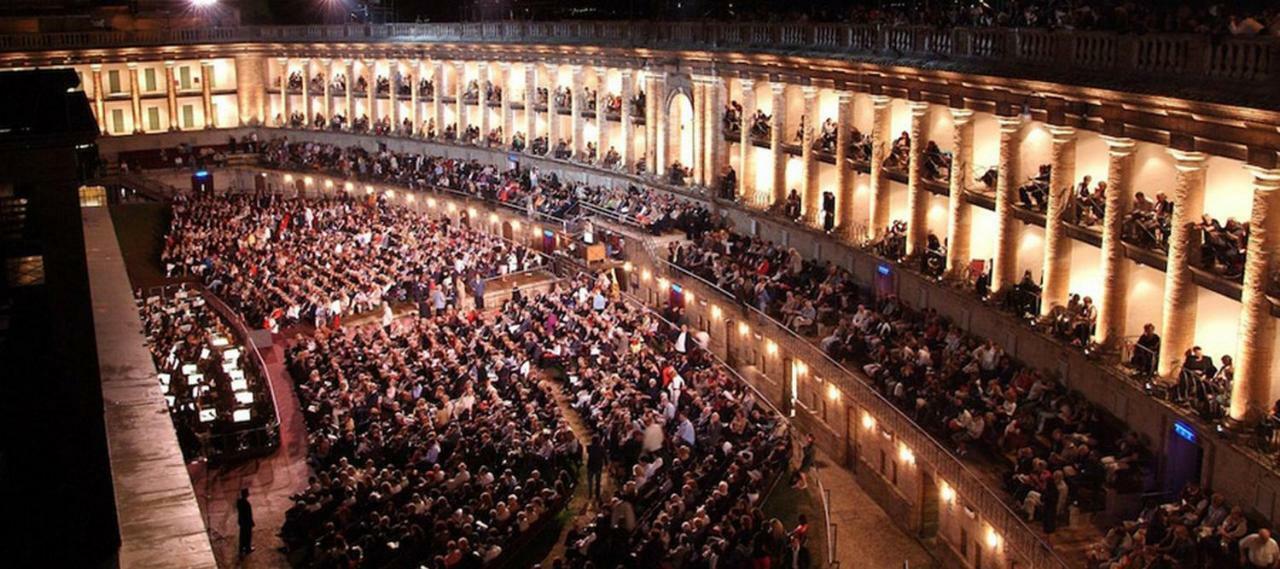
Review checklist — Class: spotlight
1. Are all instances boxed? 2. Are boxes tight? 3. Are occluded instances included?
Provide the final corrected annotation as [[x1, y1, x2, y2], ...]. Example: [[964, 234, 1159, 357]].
[[191, 0, 217, 7]]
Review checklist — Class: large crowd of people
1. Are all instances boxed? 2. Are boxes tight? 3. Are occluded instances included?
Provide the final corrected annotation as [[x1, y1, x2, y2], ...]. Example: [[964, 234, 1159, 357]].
[[668, 222, 1150, 533], [256, 137, 715, 237], [280, 295, 579, 567], [1087, 481, 1275, 569], [159, 171, 802, 567], [162, 192, 539, 332]]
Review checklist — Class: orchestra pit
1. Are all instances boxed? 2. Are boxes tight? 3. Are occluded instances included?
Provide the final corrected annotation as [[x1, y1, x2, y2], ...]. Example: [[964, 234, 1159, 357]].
[[3, 1, 1280, 569]]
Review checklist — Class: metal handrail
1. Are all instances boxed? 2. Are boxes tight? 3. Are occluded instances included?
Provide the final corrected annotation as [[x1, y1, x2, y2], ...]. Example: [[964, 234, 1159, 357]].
[[617, 285, 836, 569], [656, 258, 1071, 569]]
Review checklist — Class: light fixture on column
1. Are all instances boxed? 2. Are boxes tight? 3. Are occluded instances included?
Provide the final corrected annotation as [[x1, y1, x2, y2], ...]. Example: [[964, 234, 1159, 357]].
[[939, 481, 955, 503], [985, 527, 1002, 549], [898, 443, 915, 465], [710, 305, 722, 320]]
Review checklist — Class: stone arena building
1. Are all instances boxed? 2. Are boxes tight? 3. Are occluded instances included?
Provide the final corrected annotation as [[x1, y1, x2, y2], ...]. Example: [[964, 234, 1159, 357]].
[[4, 20, 1280, 569]]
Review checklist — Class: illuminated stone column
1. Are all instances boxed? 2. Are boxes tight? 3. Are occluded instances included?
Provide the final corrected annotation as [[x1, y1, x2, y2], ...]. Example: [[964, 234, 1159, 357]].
[[571, 65, 584, 158], [620, 68, 634, 170], [408, 60, 419, 131], [652, 72, 668, 175], [705, 74, 725, 188], [739, 77, 756, 204], [162, 61, 177, 131], [594, 66, 607, 164], [1158, 150, 1209, 378], [454, 61, 466, 133], [128, 62, 142, 133], [547, 63, 560, 156], [233, 54, 266, 126], [906, 101, 930, 255], [769, 82, 787, 208], [691, 81, 705, 185], [991, 115, 1024, 293], [1040, 125, 1077, 315], [365, 59, 377, 125], [1230, 167, 1280, 424], [867, 95, 892, 239], [322, 59, 333, 122], [432, 61, 444, 135], [301, 58, 312, 124], [201, 61, 214, 128], [835, 92, 855, 242], [1096, 137, 1136, 349], [801, 86, 820, 226], [277, 58, 289, 124], [501, 63, 513, 146], [944, 109, 975, 278], [478, 62, 491, 143], [389, 61, 400, 129], [344, 59, 355, 126], [90, 64, 105, 132], [643, 70, 656, 172], [522, 62, 537, 148]]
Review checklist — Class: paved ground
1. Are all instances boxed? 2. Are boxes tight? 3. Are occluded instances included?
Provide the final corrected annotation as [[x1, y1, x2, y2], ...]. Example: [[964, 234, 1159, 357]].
[[188, 344, 310, 569], [809, 449, 938, 569]]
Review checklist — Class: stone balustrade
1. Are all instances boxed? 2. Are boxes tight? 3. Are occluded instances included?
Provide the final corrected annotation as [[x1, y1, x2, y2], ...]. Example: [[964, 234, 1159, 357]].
[[0, 22, 1275, 106]]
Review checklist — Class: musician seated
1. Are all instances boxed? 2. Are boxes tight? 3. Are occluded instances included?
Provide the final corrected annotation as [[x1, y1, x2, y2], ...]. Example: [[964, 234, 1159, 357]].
[[882, 131, 911, 169], [1018, 164, 1052, 211], [1010, 270, 1041, 317], [1130, 323, 1160, 375], [922, 141, 951, 181], [1176, 346, 1217, 403], [603, 146, 621, 168]]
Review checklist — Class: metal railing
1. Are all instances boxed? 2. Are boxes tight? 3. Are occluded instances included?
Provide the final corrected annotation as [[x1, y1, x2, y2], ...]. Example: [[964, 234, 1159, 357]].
[[2, 23, 1274, 92], [618, 283, 838, 569], [655, 259, 1071, 569]]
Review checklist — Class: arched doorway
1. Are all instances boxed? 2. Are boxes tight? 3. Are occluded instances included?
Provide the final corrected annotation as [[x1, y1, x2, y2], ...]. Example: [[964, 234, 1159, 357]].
[[665, 90, 695, 177]]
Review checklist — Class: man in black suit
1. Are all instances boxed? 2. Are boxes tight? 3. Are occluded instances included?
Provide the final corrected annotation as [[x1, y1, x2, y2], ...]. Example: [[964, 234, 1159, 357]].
[[586, 435, 605, 501], [237, 488, 255, 557]]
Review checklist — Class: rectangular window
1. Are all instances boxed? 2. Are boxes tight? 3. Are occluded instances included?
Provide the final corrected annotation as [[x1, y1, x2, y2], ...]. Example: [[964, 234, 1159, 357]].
[[182, 105, 195, 129], [178, 66, 192, 90], [146, 107, 161, 131], [107, 70, 121, 94], [143, 68, 157, 92], [110, 108, 124, 134]]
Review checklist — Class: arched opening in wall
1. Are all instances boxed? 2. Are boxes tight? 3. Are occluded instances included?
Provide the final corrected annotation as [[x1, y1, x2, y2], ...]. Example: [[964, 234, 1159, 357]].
[[501, 220, 513, 241], [666, 91, 695, 174]]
